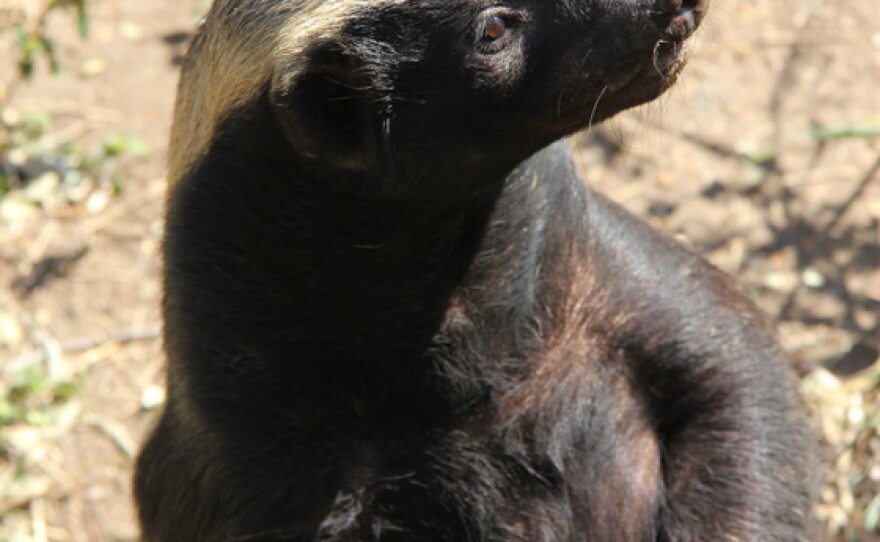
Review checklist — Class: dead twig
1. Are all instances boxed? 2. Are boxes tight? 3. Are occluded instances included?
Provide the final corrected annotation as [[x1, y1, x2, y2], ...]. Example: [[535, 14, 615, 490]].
[[61, 325, 161, 354], [82, 413, 138, 458], [821, 153, 880, 238], [5, 325, 161, 377]]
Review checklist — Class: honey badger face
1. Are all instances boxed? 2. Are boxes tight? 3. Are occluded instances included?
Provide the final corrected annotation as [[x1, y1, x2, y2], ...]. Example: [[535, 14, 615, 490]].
[[268, 0, 707, 185], [170, 0, 708, 194]]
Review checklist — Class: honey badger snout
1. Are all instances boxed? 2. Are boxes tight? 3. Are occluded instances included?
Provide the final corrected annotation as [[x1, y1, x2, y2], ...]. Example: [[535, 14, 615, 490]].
[[655, 0, 710, 39]]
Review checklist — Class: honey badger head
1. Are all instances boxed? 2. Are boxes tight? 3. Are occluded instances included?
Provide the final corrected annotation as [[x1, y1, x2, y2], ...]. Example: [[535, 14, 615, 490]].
[[170, 0, 707, 195]]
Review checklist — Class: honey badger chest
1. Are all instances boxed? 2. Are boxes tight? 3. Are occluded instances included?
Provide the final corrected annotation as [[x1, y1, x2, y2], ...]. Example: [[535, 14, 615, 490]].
[[135, 1, 816, 541]]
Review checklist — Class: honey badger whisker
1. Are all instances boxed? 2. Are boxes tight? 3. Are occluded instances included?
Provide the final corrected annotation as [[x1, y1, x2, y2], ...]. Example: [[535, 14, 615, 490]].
[[587, 86, 608, 132], [581, 48, 594, 63], [135, 1, 816, 541]]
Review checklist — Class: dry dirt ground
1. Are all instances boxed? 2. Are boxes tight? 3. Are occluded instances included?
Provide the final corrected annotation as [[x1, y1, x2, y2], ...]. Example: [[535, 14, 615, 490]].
[[0, 0, 878, 540]]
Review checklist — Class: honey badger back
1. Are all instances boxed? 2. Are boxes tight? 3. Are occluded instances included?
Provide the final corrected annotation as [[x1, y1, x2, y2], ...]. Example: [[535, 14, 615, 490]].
[[135, 0, 816, 540]]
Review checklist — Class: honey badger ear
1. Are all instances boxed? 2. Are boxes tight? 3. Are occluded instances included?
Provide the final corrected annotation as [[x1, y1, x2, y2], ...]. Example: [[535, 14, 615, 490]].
[[272, 44, 376, 170]]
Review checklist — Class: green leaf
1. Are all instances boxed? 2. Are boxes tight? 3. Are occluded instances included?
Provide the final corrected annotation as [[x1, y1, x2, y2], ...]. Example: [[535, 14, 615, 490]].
[[18, 55, 35, 79], [111, 171, 125, 195], [40, 36, 62, 75], [103, 134, 152, 158], [124, 136, 152, 158], [865, 492, 880, 531], [809, 124, 880, 141], [14, 28, 28, 50], [0, 399, 13, 425], [77, 1, 91, 38]]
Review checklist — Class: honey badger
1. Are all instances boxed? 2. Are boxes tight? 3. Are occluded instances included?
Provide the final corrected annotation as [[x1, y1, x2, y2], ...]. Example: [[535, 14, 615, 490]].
[[135, 0, 816, 540]]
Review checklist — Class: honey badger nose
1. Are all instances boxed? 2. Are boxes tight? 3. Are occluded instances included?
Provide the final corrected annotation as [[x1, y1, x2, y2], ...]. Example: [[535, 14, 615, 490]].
[[656, 0, 709, 40]]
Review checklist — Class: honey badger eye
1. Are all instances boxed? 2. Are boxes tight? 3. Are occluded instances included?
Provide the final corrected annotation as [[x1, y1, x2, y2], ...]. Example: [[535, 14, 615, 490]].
[[476, 9, 522, 49], [482, 15, 508, 41]]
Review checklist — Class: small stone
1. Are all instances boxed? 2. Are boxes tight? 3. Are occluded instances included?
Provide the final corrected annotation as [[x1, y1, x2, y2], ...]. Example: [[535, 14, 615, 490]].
[[2, 425, 42, 454], [62, 172, 92, 203], [0, 312, 23, 347], [120, 21, 144, 42], [141, 385, 166, 410], [0, 192, 38, 224], [847, 404, 865, 425], [1, 107, 20, 126], [81, 58, 108, 77], [23, 171, 60, 204], [801, 267, 825, 289], [764, 271, 797, 291], [86, 190, 110, 214], [6, 147, 27, 166]]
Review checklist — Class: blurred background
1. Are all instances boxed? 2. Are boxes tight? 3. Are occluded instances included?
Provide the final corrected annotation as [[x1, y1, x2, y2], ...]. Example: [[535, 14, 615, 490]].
[[0, 0, 877, 540]]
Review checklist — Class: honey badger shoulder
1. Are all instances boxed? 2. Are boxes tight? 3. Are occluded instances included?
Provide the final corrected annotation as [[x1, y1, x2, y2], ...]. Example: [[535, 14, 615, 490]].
[[135, 1, 816, 541]]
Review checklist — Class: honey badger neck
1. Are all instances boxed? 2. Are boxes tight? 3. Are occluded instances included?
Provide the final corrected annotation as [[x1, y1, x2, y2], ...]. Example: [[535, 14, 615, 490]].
[[164, 91, 577, 376]]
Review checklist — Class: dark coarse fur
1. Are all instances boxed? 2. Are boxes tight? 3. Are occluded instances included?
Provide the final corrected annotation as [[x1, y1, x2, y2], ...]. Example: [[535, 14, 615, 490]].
[[135, 1, 817, 541]]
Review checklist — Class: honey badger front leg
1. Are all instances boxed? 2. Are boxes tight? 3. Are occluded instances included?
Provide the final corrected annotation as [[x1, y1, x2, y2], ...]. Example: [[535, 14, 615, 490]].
[[573, 169, 816, 540], [481, 143, 816, 541]]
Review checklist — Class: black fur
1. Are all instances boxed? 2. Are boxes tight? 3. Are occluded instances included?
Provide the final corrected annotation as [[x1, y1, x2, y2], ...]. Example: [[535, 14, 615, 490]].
[[136, 1, 816, 540]]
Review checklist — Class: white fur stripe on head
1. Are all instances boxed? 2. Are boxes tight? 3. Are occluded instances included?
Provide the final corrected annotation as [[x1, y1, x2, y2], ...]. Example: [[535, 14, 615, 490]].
[[167, 0, 402, 185]]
